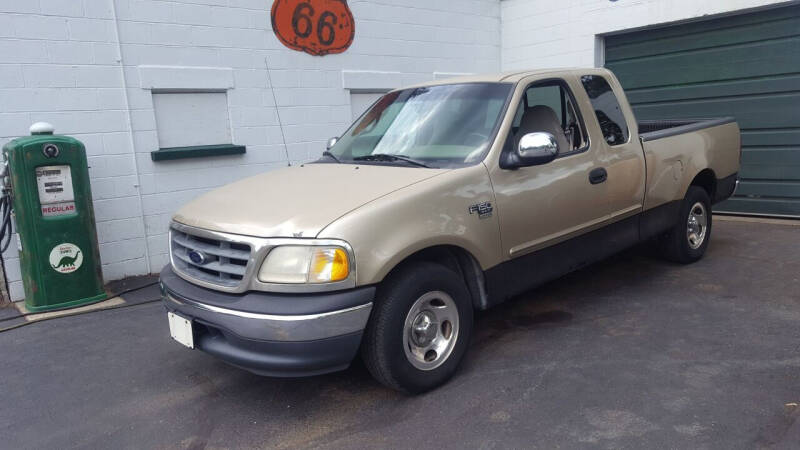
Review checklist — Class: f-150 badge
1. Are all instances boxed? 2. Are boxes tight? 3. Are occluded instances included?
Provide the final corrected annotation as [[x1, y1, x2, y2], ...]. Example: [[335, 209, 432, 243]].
[[469, 201, 493, 219]]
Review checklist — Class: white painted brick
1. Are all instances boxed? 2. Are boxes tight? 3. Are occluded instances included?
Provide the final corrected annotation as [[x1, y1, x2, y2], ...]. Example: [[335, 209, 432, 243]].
[[90, 174, 140, 200], [88, 154, 136, 178], [144, 213, 172, 236], [132, 130, 158, 153], [46, 41, 95, 64], [124, 87, 152, 109], [0, 66, 24, 88], [75, 65, 121, 87], [0, 0, 40, 14], [0, 113, 32, 139], [92, 42, 120, 64], [83, 0, 114, 19], [100, 237, 146, 264], [96, 88, 126, 109], [3, 256, 21, 281], [231, 106, 278, 127], [221, 48, 261, 69], [94, 195, 142, 221], [22, 65, 76, 88], [0, 40, 49, 64], [102, 131, 134, 155], [342, 70, 402, 90], [30, 110, 127, 134], [129, 109, 156, 131], [116, 0, 174, 23], [67, 17, 116, 42], [40, 0, 84, 17], [9, 280, 24, 302], [13, 15, 68, 40], [0, 12, 15, 38], [146, 233, 167, 255], [71, 132, 103, 154], [96, 217, 145, 244], [101, 257, 148, 280]]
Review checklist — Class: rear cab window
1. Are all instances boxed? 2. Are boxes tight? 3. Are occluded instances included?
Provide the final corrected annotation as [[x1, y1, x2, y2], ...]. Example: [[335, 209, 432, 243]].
[[580, 75, 630, 146]]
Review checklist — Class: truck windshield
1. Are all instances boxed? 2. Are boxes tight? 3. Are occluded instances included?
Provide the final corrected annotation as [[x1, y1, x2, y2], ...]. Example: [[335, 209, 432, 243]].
[[327, 83, 512, 168]]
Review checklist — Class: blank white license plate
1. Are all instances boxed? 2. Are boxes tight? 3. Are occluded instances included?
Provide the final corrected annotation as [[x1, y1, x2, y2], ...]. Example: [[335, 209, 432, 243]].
[[168, 311, 194, 349]]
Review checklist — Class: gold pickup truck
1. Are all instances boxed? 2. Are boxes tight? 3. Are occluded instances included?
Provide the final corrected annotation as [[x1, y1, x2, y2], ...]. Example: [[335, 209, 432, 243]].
[[160, 68, 740, 393]]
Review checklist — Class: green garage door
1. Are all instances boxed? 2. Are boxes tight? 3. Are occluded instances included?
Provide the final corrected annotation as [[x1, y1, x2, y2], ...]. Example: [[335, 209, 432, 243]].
[[605, 5, 800, 217]]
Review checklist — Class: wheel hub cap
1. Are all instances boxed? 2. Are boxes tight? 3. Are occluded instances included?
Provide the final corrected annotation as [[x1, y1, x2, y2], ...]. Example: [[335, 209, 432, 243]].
[[686, 202, 708, 250], [402, 291, 460, 371], [410, 311, 437, 347]]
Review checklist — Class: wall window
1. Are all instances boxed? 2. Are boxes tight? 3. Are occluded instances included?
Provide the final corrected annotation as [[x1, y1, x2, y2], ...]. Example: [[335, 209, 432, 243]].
[[580, 75, 629, 146], [152, 92, 231, 148]]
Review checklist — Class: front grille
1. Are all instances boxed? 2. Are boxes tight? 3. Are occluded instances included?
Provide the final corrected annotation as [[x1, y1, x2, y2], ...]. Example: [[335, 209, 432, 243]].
[[170, 227, 252, 288]]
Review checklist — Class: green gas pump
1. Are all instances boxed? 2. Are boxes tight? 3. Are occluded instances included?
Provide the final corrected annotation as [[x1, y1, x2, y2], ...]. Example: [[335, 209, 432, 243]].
[[1, 122, 105, 311]]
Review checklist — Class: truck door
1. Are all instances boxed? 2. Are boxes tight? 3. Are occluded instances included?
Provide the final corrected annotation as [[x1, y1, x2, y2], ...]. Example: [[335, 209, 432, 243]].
[[576, 73, 646, 223], [488, 76, 615, 263], [484, 74, 649, 302]]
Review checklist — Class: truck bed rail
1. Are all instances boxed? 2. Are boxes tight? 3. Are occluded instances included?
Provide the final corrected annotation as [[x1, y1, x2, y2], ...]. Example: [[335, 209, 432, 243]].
[[639, 117, 736, 142]]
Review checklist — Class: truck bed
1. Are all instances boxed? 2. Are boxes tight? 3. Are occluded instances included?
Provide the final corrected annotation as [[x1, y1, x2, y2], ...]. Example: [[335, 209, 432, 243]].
[[638, 117, 736, 142]]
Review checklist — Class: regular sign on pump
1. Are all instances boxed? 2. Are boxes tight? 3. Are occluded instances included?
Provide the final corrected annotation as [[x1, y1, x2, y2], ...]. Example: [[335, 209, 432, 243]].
[[35, 165, 76, 217]]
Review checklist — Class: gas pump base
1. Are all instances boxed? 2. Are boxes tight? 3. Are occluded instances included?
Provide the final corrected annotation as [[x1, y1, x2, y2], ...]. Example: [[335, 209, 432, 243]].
[[23, 293, 108, 313]]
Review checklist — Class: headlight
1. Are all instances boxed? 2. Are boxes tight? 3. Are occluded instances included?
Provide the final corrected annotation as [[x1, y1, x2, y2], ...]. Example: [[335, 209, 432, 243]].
[[258, 245, 350, 284]]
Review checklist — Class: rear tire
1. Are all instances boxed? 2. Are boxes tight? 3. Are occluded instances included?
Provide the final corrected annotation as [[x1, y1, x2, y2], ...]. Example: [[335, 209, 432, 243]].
[[361, 262, 473, 394], [658, 186, 712, 264]]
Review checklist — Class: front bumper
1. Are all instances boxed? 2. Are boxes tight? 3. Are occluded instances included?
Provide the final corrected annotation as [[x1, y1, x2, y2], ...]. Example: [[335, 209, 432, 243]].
[[160, 266, 374, 377]]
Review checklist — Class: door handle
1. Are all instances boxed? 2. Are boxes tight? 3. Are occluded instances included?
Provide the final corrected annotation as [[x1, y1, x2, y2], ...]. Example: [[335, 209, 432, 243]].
[[589, 167, 607, 185]]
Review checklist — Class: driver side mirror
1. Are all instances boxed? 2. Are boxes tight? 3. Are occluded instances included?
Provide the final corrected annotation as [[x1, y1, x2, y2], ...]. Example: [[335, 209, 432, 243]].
[[515, 132, 558, 167], [326, 137, 338, 150]]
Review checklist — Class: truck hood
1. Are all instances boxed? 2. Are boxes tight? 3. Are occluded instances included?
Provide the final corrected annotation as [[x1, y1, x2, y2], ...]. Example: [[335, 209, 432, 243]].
[[172, 163, 446, 238]]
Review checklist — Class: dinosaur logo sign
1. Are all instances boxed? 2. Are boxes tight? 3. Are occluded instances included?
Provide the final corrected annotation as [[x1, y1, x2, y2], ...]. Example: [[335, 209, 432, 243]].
[[271, 0, 355, 56], [49, 243, 83, 274]]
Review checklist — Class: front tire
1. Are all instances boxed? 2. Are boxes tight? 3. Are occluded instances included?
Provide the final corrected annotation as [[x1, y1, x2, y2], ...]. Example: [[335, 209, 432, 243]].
[[361, 262, 473, 394], [658, 186, 712, 264]]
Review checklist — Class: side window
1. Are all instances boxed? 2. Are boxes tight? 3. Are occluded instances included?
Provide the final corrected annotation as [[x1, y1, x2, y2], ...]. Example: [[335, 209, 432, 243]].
[[526, 85, 562, 119], [580, 75, 629, 146], [512, 80, 588, 154]]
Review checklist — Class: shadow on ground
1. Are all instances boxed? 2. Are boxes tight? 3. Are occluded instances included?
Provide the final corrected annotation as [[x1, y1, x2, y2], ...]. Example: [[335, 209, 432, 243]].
[[1, 219, 798, 449]]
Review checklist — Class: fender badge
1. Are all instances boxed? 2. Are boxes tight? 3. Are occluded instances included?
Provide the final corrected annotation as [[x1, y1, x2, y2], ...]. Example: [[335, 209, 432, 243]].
[[469, 201, 493, 219]]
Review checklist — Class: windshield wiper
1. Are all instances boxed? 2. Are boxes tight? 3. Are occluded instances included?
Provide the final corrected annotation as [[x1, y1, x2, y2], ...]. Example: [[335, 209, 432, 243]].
[[321, 151, 341, 163], [353, 153, 430, 168]]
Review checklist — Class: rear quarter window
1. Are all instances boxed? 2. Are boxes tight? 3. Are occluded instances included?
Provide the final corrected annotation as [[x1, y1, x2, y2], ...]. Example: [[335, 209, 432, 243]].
[[580, 75, 629, 146]]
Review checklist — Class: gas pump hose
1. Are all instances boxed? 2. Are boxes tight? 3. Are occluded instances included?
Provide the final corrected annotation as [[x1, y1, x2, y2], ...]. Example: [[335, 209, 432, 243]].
[[0, 188, 13, 254]]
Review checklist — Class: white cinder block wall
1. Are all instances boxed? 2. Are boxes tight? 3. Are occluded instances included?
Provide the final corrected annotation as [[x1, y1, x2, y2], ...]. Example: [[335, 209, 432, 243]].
[[500, 0, 791, 70], [0, 0, 136, 300], [0, 0, 501, 301]]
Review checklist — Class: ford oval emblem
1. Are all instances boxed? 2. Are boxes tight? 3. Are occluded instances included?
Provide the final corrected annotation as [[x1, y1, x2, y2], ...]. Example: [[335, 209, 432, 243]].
[[188, 250, 207, 265]]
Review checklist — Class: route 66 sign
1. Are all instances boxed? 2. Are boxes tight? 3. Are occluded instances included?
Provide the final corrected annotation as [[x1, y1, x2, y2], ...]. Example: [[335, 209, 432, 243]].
[[271, 0, 355, 56]]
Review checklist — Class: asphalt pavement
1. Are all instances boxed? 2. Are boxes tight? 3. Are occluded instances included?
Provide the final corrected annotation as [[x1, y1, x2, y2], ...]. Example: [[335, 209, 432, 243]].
[[1, 217, 798, 449]]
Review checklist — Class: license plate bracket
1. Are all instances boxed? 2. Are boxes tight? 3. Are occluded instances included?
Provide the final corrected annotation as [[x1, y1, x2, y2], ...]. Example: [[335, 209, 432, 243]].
[[167, 311, 194, 349]]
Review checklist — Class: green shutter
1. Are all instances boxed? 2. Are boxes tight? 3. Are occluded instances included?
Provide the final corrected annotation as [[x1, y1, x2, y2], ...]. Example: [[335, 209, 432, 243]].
[[605, 4, 800, 217]]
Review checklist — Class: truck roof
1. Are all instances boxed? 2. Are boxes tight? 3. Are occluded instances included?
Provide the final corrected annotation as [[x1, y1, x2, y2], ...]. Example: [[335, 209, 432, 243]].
[[400, 67, 610, 90]]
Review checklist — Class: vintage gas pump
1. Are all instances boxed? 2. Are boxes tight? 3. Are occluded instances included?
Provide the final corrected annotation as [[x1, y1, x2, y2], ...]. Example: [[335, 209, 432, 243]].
[[1, 123, 105, 311]]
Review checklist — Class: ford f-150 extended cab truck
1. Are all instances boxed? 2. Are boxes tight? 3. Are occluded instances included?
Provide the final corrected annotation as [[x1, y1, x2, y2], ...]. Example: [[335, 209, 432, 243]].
[[161, 68, 740, 393]]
